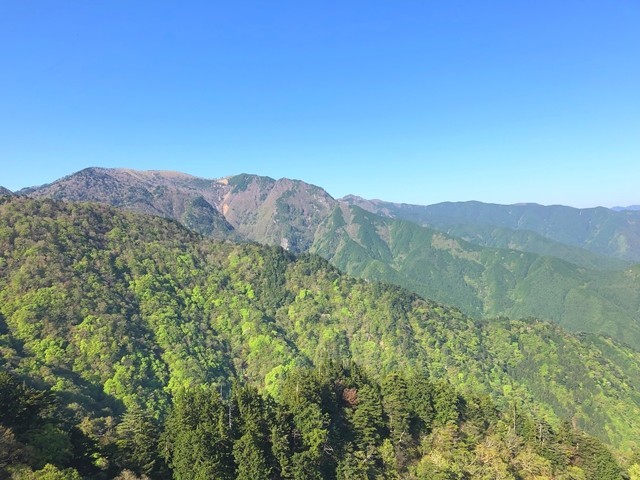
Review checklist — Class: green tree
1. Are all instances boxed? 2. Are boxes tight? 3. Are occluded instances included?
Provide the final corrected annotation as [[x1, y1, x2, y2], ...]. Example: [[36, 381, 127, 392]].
[[115, 405, 164, 477], [162, 388, 234, 480], [233, 385, 271, 480]]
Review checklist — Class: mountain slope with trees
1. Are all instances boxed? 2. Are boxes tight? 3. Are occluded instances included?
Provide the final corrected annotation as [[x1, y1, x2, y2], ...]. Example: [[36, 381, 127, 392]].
[[1, 197, 640, 478], [342, 196, 640, 263], [311, 204, 640, 349], [21, 168, 640, 351]]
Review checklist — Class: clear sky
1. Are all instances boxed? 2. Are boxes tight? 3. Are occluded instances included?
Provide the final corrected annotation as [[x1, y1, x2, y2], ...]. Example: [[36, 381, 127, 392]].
[[1, 1, 638, 207]]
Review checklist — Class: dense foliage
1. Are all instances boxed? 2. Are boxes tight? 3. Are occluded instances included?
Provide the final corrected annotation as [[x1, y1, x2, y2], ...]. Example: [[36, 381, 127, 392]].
[[311, 204, 640, 348], [1, 364, 629, 479], [1, 198, 639, 478], [23, 169, 640, 351], [345, 198, 640, 263]]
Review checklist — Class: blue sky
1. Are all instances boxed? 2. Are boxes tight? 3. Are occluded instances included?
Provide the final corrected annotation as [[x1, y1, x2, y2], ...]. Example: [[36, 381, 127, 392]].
[[1, 1, 638, 207]]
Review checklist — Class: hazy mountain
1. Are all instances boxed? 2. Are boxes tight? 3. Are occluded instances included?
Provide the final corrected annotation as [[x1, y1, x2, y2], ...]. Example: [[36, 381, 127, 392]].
[[311, 204, 640, 348], [342, 196, 640, 262], [0, 186, 13, 196], [612, 205, 640, 212], [2, 197, 640, 459]]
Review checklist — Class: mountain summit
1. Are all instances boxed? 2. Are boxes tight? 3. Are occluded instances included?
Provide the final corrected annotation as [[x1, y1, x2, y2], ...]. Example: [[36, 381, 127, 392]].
[[21, 167, 336, 252]]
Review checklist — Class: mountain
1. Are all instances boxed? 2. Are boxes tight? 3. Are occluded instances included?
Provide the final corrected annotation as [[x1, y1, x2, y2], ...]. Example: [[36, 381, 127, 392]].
[[342, 196, 640, 263], [21, 168, 640, 350], [0, 186, 13, 196], [21, 167, 336, 252], [20, 167, 236, 240], [311, 203, 640, 348], [340, 196, 631, 271], [0, 197, 638, 477], [613, 205, 640, 212]]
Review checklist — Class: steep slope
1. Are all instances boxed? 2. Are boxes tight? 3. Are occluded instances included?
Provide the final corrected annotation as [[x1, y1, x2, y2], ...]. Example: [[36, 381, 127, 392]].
[[311, 204, 640, 348], [1, 197, 640, 455], [0, 186, 13, 196], [343, 196, 640, 263]]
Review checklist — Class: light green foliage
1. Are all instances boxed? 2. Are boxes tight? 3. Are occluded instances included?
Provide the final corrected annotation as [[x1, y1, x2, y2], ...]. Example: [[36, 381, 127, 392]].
[[13, 464, 83, 480]]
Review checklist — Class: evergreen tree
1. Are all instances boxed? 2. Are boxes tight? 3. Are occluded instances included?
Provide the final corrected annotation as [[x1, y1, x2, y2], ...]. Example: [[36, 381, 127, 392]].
[[381, 373, 412, 448], [350, 383, 384, 450], [233, 384, 271, 480], [115, 405, 165, 477], [431, 380, 460, 427], [406, 374, 434, 433], [161, 388, 234, 480]]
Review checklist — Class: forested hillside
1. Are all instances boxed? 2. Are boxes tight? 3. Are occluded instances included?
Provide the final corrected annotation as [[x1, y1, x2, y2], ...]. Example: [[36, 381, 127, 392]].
[[1, 197, 639, 478], [311, 204, 640, 348], [342, 197, 640, 263], [23, 168, 640, 352]]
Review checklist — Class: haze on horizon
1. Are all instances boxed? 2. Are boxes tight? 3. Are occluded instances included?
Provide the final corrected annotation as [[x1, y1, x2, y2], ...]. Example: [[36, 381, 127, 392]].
[[1, 1, 639, 208]]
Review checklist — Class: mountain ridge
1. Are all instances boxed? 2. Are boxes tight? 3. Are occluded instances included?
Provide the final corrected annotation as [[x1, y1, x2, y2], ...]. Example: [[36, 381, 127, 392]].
[[341, 196, 640, 262], [20, 167, 640, 350]]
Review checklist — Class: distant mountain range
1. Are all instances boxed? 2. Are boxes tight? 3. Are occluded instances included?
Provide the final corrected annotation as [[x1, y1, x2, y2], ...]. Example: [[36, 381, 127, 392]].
[[19, 167, 640, 349], [0, 186, 13, 196], [342, 196, 640, 263], [612, 205, 640, 212]]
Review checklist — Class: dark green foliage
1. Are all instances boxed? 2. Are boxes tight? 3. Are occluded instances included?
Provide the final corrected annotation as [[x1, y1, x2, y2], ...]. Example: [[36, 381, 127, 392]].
[[0, 371, 55, 435], [233, 385, 272, 480], [350, 383, 384, 450], [0, 370, 81, 477], [432, 380, 461, 427], [114, 405, 165, 477], [162, 388, 235, 480], [381, 373, 411, 447]]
